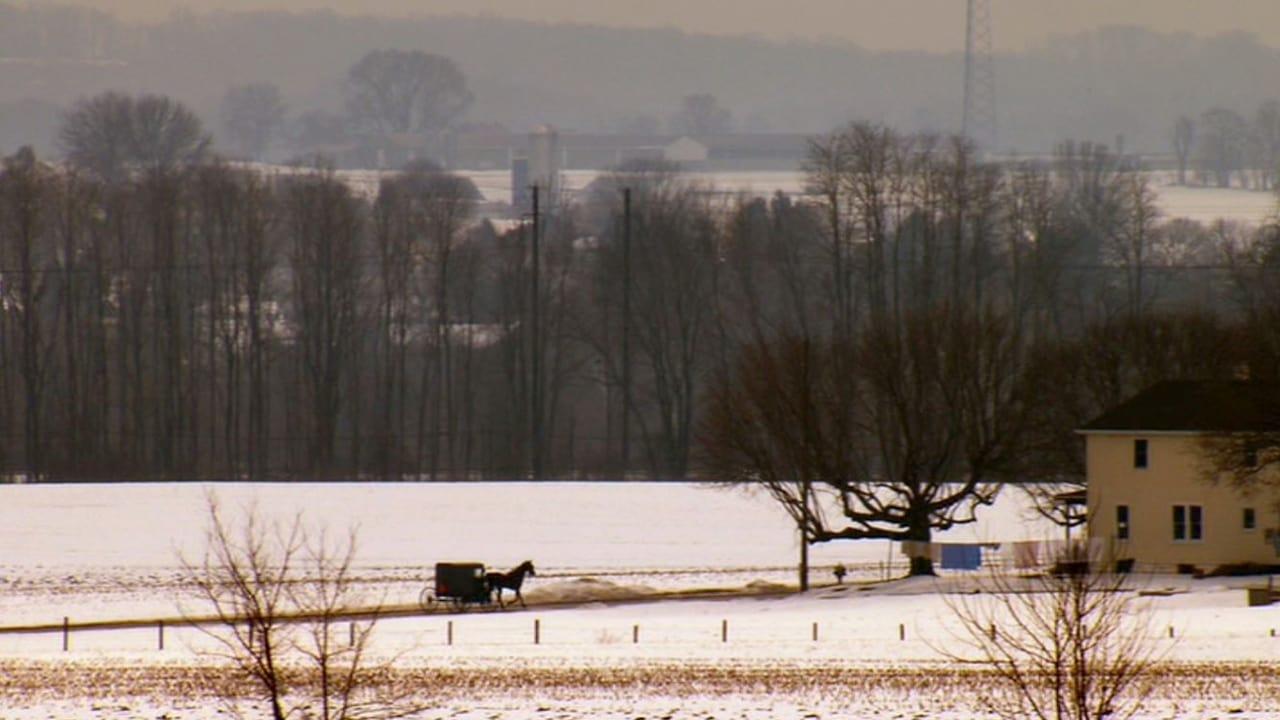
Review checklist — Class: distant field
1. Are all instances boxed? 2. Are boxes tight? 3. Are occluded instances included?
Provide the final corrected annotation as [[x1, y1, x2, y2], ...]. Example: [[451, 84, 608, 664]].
[[0, 481, 1057, 625], [321, 166, 1279, 226]]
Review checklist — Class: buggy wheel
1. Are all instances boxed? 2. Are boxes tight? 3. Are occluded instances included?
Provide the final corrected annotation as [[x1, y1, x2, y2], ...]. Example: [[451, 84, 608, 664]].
[[418, 587, 436, 613]]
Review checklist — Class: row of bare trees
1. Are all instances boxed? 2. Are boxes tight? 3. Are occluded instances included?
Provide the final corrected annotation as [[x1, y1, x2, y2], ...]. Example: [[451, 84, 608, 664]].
[[1172, 100, 1280, 189], [0, 150, 492, 480], [0, 120, 1277, 482], [0, 142, 729, 480]]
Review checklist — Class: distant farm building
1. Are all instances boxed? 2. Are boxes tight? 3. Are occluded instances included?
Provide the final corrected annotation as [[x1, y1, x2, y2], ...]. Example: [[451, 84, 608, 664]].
[[444, 129, 811, 171]]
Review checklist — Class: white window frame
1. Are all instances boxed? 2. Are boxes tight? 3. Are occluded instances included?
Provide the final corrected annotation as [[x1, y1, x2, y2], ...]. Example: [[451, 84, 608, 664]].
[[1172, 503, 1204, 543]]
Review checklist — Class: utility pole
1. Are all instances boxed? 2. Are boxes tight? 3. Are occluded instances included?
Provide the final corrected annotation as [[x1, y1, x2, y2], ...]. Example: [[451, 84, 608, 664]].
[[620, 187, 632, 478], [530, 184, 542, 480], [799, 479, 812, 591]]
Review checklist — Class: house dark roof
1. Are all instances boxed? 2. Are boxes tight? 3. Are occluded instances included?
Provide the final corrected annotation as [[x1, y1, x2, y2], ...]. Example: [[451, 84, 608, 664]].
[[1079, 380, 1280, 433]]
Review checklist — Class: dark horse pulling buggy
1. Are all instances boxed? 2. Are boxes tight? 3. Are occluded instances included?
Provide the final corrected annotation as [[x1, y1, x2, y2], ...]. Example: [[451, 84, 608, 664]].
[[419, 561, 536, 612]]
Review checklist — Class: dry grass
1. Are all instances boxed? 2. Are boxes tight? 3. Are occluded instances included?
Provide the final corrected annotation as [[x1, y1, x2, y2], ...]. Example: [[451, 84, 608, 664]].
[[3, 658, 1279, 713]]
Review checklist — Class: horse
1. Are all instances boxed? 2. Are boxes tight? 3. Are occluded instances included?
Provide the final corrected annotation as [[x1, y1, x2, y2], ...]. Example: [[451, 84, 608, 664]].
[[486, 560, 536, 609]]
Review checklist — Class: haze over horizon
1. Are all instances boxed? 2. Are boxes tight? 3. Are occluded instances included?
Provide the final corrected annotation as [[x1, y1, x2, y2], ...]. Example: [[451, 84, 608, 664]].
[[71, 0, 1280, 52]]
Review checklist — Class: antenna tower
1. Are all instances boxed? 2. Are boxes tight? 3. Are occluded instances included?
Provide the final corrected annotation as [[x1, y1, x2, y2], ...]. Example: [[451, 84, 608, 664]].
[[962, 0, 997, 152]]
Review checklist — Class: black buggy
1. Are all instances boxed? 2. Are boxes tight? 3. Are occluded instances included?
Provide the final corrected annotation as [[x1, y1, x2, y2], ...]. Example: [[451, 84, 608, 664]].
[[419, 562, 491, 612]]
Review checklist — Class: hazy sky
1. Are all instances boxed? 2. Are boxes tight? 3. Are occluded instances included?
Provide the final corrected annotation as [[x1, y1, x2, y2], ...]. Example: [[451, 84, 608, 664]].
[[90, 0, 1280, 51]]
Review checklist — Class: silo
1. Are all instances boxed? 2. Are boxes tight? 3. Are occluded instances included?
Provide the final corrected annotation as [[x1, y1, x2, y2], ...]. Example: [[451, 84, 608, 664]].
[[528, 124, 560, 199]]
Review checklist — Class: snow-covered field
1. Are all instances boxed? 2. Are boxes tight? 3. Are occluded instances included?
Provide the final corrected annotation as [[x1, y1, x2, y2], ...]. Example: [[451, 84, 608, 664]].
[[2, 482, 1279, 718], [315, 166, 1278, 227]]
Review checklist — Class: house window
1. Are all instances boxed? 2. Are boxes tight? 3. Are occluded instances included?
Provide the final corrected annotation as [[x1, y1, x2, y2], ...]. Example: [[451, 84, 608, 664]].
[[1116, 504, 1130, 540], [1244, 507, 1257, 531], [1173, 504, 1203, 541], [1134, 439, 1149, 469]]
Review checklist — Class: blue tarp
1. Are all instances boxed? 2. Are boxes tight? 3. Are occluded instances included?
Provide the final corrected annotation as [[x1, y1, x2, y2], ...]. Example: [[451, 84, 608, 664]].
[[940, 543, 982, 570]]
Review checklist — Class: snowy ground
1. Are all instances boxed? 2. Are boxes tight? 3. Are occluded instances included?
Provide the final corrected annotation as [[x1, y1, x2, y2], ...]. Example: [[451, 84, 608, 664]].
[[284, 164, 1278, 227], [2, 482, 1279, 718], [0, 482, 1059, 627], [468, 169, 1279, 226]]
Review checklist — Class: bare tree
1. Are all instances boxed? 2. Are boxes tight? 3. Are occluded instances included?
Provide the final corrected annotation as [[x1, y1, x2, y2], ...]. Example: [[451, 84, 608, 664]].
[[281, 165, 366, 474], [0, 147, 55, 478], [405, 162, 477, 479], [181, 495, 420, 720], [801, 131, 858, 338], [370, 161, 478, 478], [183, 497, 303, 720], [669, 93, 732, 135], [57, 92, 134, 182], [942, 545, 1161, 720], [620, 170, 722, 477], [60, 91, 211, 182], [221, 82, 287, 161], [1105, 169, 1162, 318], [289, 526, 420, 720], [344, 50, 472, 137], [130, 94, 212, 174], [702, 307, 1029, 576], [1196, 107, 1251, 189]]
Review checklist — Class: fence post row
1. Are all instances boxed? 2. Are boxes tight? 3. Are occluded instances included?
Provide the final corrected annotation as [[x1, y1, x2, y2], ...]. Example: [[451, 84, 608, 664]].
[[51, 610, 1264, 651]]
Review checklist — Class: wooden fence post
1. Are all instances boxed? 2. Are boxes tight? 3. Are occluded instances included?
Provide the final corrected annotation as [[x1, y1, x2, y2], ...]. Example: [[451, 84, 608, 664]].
[[534, 619, 541, 645], [447, 621, 453, 646], [62, 617, 69, 652], [158, 620, 165, 650], [721, 619, 728, 643], [633, 624, 639, 644]]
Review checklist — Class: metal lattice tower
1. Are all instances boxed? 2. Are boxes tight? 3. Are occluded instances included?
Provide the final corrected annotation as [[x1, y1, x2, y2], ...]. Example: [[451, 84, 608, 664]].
[[962, 0, 997, 152]]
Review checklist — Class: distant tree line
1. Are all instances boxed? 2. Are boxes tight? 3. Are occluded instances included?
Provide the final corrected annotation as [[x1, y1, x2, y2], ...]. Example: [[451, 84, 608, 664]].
[[2, 100, 1280, 489], [11, 4, 1280, 156], [1171, 99, 1280, 189]]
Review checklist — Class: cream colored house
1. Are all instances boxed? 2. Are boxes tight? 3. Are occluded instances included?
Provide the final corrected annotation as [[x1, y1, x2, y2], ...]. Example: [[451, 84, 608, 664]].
[[1080, 380, 1280, 572]]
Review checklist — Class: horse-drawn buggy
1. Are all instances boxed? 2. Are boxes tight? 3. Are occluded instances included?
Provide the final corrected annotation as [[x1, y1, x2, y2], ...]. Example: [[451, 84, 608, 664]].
[[419, 561, 536, 612]]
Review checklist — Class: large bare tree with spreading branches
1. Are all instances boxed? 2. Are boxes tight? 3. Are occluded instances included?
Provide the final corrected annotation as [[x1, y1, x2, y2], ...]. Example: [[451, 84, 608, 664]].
[[701, 305, 1029, 575]]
